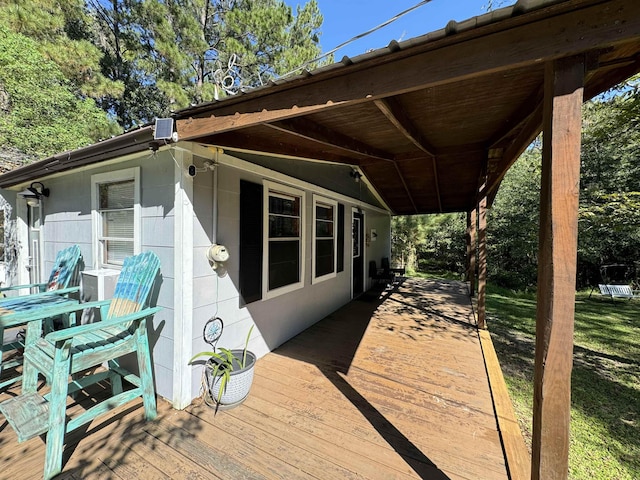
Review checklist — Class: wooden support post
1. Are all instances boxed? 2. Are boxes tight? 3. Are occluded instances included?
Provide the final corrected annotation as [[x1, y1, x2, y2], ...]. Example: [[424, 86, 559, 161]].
[[466, 210, 476, 296], [532, 56, 584, 480], [477, 198, 487, 329]]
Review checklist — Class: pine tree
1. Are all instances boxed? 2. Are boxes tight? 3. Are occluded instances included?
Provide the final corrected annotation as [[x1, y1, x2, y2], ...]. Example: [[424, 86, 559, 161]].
[[89, 0, 325, 127], [0, 0, 123, 100], [0, 25, 119, 157]]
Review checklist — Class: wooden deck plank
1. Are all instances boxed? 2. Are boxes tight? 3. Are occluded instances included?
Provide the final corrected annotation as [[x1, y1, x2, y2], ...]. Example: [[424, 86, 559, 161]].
[[206, 400, 417, 479], [254, 359, 500, 444], [239, 393, 421, 471], [0, 278, 513, 480], [244, 378, 506, 480], [162, 400, 361, 480]]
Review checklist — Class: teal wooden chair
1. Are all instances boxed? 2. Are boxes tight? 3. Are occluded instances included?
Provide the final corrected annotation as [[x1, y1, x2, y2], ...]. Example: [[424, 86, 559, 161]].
[[0, 245, 83, 389], [0, 251, 161, 480], [0, 244, 82, 297]]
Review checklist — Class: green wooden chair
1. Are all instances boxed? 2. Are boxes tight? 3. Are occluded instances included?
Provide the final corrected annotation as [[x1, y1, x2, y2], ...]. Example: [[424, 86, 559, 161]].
[[0, 245, 83, 389], [0, 244, 82, 297], [0, 251, 161, 480]]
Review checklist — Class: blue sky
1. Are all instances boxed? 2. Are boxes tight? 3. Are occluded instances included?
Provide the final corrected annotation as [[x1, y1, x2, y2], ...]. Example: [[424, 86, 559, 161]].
[[284, 0, 503, 59]]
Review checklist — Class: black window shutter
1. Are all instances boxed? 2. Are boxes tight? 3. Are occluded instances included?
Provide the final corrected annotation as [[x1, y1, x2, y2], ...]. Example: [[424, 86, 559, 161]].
[[239, 180, 263, 304], [337, 203, 345, 273]]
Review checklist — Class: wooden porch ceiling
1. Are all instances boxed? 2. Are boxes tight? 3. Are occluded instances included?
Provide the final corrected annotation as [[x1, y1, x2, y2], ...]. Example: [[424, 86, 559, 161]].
[[175, 0, 640, 215]]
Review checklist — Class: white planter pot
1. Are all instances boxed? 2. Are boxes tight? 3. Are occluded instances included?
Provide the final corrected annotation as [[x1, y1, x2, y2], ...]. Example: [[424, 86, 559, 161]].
[[205, 349, 256, 407]]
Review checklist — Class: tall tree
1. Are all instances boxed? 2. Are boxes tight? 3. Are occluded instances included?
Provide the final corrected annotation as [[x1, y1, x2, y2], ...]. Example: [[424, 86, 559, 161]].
[[487, 146, 542, 289], [578, 79, 640, 284], [0, 25, 119, 157], [88, 0, 169, 128], [391, 213, 466, 274], [0, 0, 123, 100], [88, 0, 325, 127]]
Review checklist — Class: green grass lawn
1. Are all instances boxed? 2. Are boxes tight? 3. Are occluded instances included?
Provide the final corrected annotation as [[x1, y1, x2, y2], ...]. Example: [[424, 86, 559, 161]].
[[486, 286, 640, 480]]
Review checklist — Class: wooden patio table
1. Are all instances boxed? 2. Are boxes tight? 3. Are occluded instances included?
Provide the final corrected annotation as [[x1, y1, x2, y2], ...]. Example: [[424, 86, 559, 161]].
[[0, 291, 80, 388]]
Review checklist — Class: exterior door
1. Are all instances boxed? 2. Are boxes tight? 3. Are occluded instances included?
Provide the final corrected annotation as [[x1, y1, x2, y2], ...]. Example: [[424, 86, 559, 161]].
[[352, 210, 364, 297], [26, 202, 42, 289]]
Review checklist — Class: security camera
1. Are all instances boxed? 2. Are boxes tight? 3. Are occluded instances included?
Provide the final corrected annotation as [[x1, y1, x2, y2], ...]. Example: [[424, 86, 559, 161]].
[[187, 161, 216, 177]]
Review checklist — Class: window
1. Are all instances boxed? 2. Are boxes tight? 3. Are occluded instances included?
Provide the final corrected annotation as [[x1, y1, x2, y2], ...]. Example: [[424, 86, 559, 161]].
[[312, 195, 337, 283], [0, 209, 5, 263], [263, 181, 305, 298], [91, 168, 140, 268]]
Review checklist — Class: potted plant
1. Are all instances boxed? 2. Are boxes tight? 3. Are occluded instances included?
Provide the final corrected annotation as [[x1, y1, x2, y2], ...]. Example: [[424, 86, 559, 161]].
[[189, 321, 256, 413]]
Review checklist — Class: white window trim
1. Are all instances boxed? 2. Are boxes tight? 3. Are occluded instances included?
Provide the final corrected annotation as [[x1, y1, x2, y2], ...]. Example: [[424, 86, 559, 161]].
[[91, 167, 141, 269], [263, 180, 305, 300], [312, 195, 337, 284]]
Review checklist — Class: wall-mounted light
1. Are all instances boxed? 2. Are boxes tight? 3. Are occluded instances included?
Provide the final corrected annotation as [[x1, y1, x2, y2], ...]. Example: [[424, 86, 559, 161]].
[[19, 181, 49, 206], [350, 169, 362, 182]]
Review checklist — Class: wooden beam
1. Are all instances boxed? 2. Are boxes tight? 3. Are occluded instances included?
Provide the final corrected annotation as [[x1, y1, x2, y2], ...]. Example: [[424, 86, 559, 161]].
[[488, 86, 544, 149], [374, 98, 442, 212], [373, 98, 437, 156], [532, 56, 584, 480], [207, 131, 362, 166], [466, 209, 476, 297], [584, 57, 640, 99], [264, 118, 395, 162], [178, 102, 347, 140], [177, 0, 640, 138], [390, 162, 419, 214], [477, 197, 487, 329]]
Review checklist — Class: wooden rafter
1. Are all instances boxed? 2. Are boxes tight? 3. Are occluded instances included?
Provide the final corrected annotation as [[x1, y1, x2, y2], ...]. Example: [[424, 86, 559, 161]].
[[263, 117, 394, 162], [584, 56, 640, 99], [177, 102, 348, 141], [488, 86, 544, 149], [374, 98, 442, 212], [391, 161, 419, 214], [207, 131, 361, 166], [373, 98, 437, 156]]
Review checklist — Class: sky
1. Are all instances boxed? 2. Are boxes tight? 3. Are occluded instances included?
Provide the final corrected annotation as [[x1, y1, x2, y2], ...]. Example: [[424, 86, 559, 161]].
[[284, 0, 505, 60]]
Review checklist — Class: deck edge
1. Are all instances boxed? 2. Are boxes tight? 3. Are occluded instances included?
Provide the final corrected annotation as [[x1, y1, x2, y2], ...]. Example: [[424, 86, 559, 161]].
[[478, 328, 531, 480]]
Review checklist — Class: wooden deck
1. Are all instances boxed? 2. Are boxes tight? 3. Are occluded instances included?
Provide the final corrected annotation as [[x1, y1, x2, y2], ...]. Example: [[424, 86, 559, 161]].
[[0, 278, 512, 479]]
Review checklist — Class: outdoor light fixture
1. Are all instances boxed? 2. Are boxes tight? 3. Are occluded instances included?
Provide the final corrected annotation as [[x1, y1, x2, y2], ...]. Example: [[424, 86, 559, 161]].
[[19, 181, 50, 206], [350, 169, 362, 182]]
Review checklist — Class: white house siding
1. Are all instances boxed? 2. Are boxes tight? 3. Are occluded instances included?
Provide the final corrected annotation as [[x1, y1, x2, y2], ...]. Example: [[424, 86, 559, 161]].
[[188, 151, 391, 401], [1, 144, 391, 408], [7, 151, 179, 402], [138, 151, 177, 402]]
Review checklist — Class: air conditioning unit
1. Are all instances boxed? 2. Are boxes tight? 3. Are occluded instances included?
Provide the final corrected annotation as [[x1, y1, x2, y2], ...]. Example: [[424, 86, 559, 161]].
[[80, 269, 120, 323]]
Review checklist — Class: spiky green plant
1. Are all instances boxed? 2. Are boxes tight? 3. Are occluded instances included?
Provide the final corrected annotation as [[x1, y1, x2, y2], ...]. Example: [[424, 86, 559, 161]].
[[189, 325, 255, 410]]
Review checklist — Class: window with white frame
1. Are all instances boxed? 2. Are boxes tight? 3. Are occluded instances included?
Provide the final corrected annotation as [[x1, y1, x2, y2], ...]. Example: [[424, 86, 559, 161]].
[[264, 181, 305, 297], [312, 195, 337, 283], [0, 209, 5, 263], [91, 167, 140, 268]]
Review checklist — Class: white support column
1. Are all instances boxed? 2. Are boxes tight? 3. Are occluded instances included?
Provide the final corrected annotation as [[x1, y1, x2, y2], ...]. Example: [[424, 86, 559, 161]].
[[173, 148, 195, 409]]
